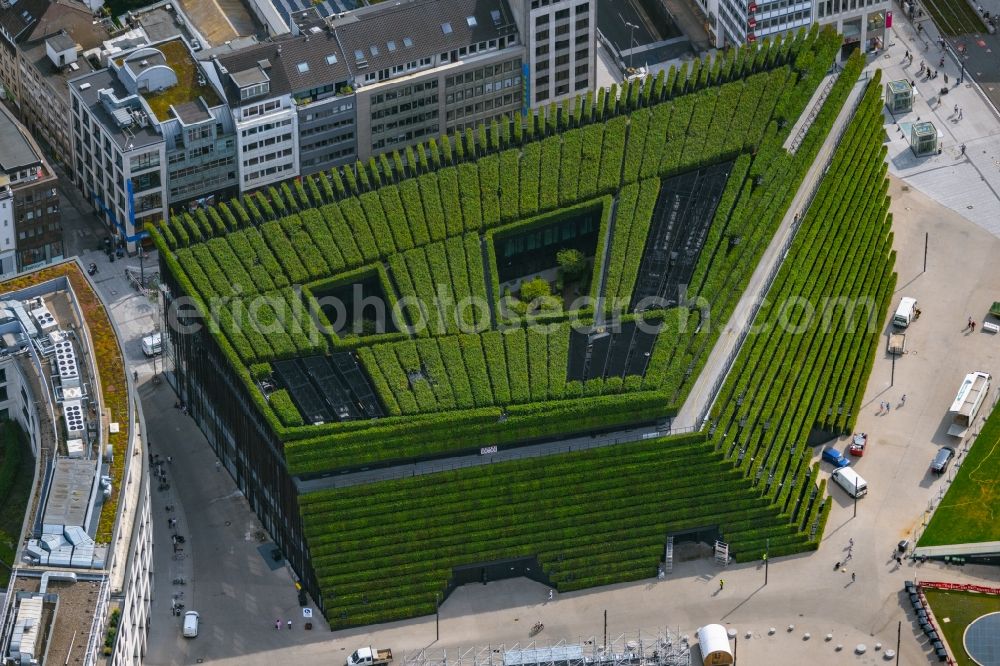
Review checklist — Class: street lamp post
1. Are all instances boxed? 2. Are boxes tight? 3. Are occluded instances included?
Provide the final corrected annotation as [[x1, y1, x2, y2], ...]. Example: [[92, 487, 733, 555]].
[[764, 538, 769, 586], [853, 477, 859, 517]]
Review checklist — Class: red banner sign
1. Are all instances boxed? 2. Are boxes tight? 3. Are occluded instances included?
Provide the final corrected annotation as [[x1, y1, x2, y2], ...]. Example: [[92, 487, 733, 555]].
[[919, 581, 1000, 595]]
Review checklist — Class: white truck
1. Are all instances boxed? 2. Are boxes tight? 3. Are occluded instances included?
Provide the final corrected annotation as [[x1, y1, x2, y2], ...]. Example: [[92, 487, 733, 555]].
[[947, 371, 991, 437], [892, 297, 918, 328], [347, 647, 393, 666]]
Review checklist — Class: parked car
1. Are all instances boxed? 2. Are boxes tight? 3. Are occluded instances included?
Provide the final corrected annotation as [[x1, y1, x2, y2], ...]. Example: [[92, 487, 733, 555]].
[[930, 446, 955, 474], [822, 447, 850, 468], [848, 433, 868, 456], [182, 611, 199, 638]]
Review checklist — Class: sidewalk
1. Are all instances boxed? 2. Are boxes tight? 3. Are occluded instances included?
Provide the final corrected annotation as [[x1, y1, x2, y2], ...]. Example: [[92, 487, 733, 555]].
[[877, 2, 1000, 236]]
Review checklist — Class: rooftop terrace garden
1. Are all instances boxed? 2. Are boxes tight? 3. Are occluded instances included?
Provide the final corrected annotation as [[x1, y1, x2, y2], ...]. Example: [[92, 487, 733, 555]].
[[0, 262, 130, 543], [151, 27, 896, 625], [143, 39, 221, 122]]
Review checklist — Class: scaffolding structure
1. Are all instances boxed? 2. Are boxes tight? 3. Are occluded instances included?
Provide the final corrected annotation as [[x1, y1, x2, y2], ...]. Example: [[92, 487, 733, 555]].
[[401, 631, 690, 666]]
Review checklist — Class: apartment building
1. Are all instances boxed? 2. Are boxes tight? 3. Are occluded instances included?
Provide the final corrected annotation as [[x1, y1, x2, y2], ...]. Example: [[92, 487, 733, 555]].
[[709, 0, 887, 54], [0, 104, 61, 274], [16, 2, 114, 167], [325, 0, 524, 157], [0, 268, 154, 666], [208, 35, 355, 182], [506, 0, 596, 107], [0, 0, 48, 105], [69, 37, 236, 250]]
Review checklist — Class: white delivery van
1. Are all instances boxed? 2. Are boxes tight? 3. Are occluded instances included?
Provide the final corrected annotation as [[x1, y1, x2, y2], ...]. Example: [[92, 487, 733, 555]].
[[832, 467, 868, 498], [182, 611, 200, 638], [141, 332, 161, 357], [893, 297, 917, 328]]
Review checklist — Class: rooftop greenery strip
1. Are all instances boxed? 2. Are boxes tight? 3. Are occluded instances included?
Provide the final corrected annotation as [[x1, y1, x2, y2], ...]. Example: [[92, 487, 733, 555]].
[[297, 69, 896, 630], [918, 402, 1000, 547], [150, 27, 852, 475], [300, 432, 813, 628], [143, 39, 221, 122], [0, 264, 130, 543], [707, 73, 894, 545]]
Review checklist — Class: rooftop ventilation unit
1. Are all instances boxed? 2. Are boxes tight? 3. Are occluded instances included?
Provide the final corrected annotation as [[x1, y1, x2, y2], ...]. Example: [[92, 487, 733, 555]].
[[31, 306, 57, 333], [63, 400, 84, 435]]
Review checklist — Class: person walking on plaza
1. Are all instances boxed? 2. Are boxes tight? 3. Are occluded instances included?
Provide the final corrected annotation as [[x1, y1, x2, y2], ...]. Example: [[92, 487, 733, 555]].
[[275, 619, 281, 630], [719, 579, 725, 590], [851, 572, 856, 583], [287, 620, 292, 630], [961, 144, 966, 155]]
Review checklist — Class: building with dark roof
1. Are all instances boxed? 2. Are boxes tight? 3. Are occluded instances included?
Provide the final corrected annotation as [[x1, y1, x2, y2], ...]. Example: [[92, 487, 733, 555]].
[[69, 37, 237, 251], [14, 0, 110, 167], [0, 103, 62, 274]]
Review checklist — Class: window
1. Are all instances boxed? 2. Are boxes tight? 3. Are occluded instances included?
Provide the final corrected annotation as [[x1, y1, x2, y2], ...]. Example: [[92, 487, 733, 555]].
[[325, 53, 338, 65], [297, 62, 310, 73], [442, 22, 453, 34], [240, 82, 269, 99], [387, 40, 396, 52], [555, 8, 570, 19], [576, 1, 589, 12], [467, 16, 477, 26], [536, 15, 548, 26], [403, 37, 413, 47], [370, 45, 379, 57]]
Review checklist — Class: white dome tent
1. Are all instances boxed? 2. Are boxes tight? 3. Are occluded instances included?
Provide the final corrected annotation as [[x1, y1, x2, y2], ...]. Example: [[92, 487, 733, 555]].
[[695, 624, 733, 666]]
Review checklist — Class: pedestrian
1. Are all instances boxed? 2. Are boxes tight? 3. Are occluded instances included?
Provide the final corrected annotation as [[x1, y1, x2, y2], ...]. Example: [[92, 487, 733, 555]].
[[167, 455, 173, 464], [940, 56, 945, 67], [276, 619, 281, 630], [954, 104, 959, 114], [887, 401, 891, 412], [851, 572, 856, 582], [215, 460, 221, 472], [959, 108, 963, 119], [287, 619, 292, 630], [944, 73, 948, 84], [905, 49, 910, 59], [133, 370, 138, 382], [960, 144, 966, 155], [548, 589, 554, 601], [971, 320, 976, 331], [849, 538, 854, 548], [901, 394, 907, 405], [835, 561, 841, 570], [969, 316, 974, 329], [719, 579, 725, 590]]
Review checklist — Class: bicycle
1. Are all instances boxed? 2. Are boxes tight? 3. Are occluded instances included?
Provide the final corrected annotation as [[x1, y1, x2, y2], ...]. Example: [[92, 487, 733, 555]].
[[530, 621, 544, 636]]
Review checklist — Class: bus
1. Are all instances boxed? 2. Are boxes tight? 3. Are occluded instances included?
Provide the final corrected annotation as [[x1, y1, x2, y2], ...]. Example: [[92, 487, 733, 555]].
[[947, 371, 991, 437]]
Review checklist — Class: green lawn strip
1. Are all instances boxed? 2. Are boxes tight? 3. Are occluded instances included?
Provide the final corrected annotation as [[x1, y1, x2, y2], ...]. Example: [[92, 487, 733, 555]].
[[920, 403, 1000, 546]]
